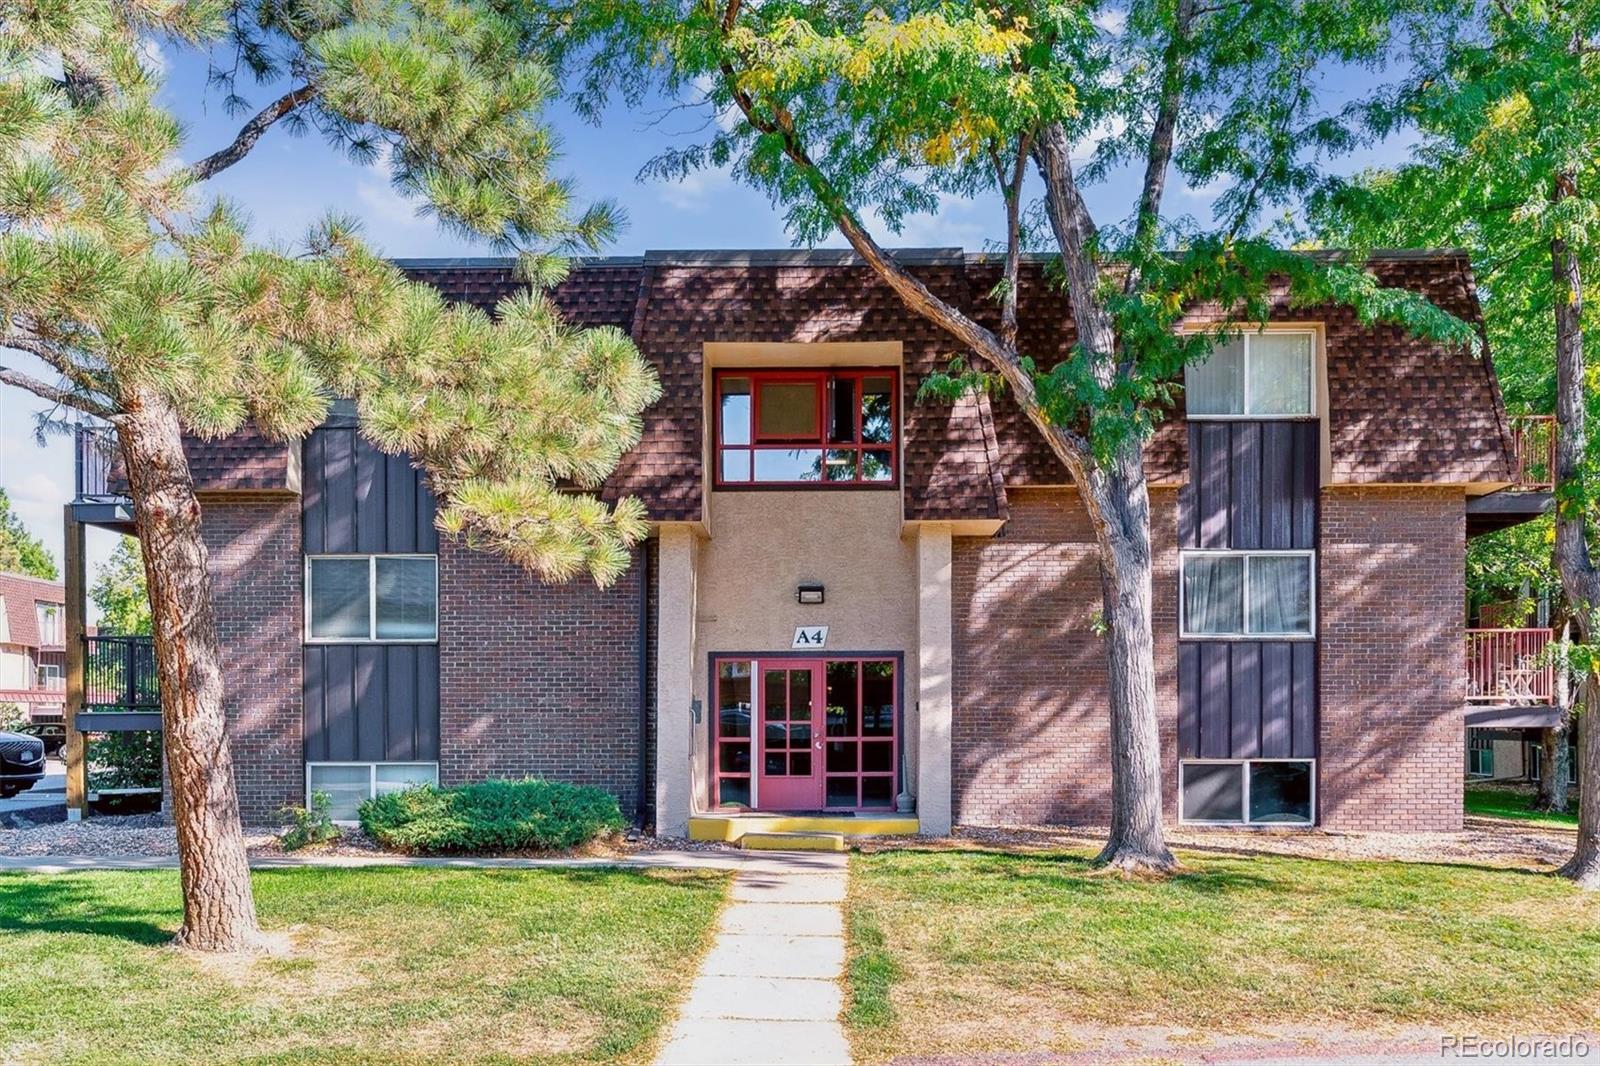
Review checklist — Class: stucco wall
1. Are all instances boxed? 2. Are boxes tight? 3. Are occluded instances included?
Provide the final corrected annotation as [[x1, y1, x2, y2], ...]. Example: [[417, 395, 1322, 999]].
[[691, 489, 921, 811]]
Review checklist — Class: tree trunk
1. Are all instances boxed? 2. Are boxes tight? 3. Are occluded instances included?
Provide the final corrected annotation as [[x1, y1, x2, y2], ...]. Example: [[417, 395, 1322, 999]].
[[1561, 677, 1600, 886], [1085, 439, 1177, 874], [1537, 719, 1572, 813], [1549, 173, 1600, 886], [117, 392, 262, 950]]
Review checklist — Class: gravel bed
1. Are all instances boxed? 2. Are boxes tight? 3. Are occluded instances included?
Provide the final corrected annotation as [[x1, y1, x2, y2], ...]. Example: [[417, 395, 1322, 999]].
[[927, 818, 1577, 869], [0, 817, 740, 860]]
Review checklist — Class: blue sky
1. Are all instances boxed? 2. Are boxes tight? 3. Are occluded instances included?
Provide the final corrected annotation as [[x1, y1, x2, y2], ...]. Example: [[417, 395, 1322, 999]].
[[0, 37, 1414, 603]]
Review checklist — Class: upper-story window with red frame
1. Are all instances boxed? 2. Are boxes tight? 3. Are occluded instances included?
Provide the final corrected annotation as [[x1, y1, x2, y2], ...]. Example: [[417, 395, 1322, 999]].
[[715, 369, 898, 486]]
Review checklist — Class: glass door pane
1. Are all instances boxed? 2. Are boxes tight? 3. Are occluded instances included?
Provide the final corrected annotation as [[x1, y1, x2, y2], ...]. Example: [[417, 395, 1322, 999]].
[[757, 662, 822, 810]]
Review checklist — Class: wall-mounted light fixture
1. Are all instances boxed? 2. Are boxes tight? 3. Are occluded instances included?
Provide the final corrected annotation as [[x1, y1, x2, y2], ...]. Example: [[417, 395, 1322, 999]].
[[796, 582, 825, 605]]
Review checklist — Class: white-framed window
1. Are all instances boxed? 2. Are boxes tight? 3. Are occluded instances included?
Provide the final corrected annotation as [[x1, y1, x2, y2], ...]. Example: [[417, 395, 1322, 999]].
[[1180, 759, 1316, 826], [35, 602, 60, 645], [1180, 550, 1315, 638], [1185, 329, 1317, 418], [306, 761, 438, 822], [36, 663, 63, 690], [305, 554, 438, 643]]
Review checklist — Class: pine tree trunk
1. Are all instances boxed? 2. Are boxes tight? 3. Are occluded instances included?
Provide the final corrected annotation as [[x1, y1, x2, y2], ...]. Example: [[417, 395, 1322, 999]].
[[1087, 440, 1177, 874], [116, 392, 262, 951]]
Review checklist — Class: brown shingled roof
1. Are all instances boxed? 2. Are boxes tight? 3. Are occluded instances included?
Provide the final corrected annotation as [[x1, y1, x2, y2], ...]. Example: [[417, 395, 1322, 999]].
[[0, 572, 64, 650], [187, 250, 1514, 523]]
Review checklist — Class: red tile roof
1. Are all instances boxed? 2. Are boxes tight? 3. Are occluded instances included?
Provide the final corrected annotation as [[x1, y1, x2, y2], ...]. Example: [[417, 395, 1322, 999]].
[[186, 250, 1514, 522], [0, 572, 64, 650]]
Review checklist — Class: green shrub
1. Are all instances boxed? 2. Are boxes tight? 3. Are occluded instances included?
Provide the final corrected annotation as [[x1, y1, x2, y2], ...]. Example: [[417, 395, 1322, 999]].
[[279, 791, 339, 851], [358, 778, 626, 854]]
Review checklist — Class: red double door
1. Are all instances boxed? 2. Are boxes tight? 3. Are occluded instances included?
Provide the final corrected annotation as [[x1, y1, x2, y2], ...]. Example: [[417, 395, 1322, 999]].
[[757, 660, 825, 810]]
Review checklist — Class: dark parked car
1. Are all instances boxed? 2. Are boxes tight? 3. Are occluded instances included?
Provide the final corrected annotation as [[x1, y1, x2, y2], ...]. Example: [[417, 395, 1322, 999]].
[[0, 731, 46, 798]]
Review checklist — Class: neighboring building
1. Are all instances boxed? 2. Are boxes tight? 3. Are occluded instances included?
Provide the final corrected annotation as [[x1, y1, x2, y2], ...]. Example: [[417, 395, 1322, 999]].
[[0, 572, 67, 728], [64, 249, 1554, 834]]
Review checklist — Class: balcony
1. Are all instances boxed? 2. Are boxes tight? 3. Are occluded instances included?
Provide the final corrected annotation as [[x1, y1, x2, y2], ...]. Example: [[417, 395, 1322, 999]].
[[70, 424, 135, 533], [76, 634, 161, 732], [1467, 415, 1557, 537], [1466, 627, 1560, 728]]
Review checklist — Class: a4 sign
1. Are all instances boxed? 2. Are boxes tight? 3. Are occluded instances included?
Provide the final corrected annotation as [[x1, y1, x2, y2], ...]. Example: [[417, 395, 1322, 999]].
[[791, 625, 829, 649]]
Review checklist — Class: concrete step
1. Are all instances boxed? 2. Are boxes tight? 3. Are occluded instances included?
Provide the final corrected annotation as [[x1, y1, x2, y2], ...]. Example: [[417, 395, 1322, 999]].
[[739, 831, 846, 853], [690, 813, 919, 842]]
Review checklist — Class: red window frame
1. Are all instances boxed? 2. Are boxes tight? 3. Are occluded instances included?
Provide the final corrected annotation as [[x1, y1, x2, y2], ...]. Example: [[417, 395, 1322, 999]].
[[713, 368, 899, 488], [711, 654, 899, 812]]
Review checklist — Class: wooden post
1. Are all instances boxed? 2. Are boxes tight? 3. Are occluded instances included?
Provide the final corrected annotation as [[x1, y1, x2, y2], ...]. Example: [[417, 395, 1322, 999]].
[[63, 505, 87, 820]]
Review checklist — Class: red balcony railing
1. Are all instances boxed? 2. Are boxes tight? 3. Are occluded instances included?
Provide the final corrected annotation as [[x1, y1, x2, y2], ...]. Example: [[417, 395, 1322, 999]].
[[1467, 627, 1554, 704], [1512, 415, 1556, 490]]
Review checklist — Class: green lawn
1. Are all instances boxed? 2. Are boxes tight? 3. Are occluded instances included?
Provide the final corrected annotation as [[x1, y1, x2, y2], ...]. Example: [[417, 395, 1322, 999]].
[[0, 865, 728, 1065], [1465, 782, 1580, 826], [846, 847, 1600, 1062]]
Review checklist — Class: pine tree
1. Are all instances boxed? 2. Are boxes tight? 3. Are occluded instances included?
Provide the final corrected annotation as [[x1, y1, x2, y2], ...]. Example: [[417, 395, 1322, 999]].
[[0, 0, 659, 948]]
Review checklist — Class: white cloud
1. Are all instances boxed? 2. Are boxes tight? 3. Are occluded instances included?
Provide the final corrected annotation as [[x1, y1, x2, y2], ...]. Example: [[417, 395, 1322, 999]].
[[657, 164, 736, 213], [1093, 7, 1128, 34]]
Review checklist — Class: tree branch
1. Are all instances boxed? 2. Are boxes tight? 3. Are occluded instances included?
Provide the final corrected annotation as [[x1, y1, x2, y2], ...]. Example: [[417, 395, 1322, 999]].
[[191, 85, 317, 182], [715, 62, 1094, 462], [0, 365, 113, 417], [1126, 0, 1197, 295]]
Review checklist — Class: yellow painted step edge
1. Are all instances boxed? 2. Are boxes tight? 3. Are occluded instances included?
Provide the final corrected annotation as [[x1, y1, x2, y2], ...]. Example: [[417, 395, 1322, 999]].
[[688, 814, 920, 842], [741, 832, 846, 852]]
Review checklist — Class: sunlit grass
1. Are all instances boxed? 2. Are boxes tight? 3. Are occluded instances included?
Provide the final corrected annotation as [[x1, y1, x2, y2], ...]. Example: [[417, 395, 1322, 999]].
[[0, 865, 728, 1064]]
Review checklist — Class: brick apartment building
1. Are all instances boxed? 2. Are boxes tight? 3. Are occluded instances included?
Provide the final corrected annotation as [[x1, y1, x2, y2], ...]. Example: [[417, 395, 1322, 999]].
[[63, 248, 1555, 837]]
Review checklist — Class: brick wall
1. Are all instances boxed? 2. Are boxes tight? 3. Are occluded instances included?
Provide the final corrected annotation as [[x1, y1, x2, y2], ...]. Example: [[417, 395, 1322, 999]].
[[1319, 486, 1466, 831], [952, 487, 1179, 825], [437, 539, 648, 816], [201, 497, 304, 823]]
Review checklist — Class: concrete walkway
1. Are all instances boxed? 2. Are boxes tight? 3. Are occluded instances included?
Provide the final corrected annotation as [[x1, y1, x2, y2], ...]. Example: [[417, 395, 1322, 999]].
[[656, 851, 852, 1066]]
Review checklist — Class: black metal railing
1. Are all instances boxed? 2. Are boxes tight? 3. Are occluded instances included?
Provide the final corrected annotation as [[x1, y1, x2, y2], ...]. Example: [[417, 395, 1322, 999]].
[[75, 424, 125, 503], [84, 634, 159, 710]]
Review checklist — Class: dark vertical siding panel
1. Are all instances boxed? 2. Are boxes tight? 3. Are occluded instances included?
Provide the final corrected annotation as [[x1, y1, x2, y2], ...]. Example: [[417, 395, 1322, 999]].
[[386, 454, 417, 554], [1261, 422, 1293, 549], [1260, 643, 1293, 758], [355, 647, 385, 762], [1178, 643, 1200, 757], [302, 434, 325, 554], [1229, 644, 1261, 758], [386, 646, 418, 760], [355, 439, 387, 554], [324, 430, 357, 553], [416, 476, 439, 553], [1197, 423, 1231, 549], [416, 648, 441, 760], [1291, 642, 1317, 758], [303, 648, 326, 761], [324, 645, 355, 760], [1230, 423, 1262, 550], [1179, 425, 1200, 548], [1199, 642, 1231, 758], [1293, 422, 1318, 549]]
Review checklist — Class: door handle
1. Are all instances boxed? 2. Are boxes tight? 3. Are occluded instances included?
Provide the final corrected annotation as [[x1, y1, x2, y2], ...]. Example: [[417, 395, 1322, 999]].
[[814, 740, 823, 750]]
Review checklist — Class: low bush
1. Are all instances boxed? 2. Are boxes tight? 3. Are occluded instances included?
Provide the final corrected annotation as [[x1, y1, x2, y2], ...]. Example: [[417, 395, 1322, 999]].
[[279, 791, 339, 851], [358, 778, 626, 854]]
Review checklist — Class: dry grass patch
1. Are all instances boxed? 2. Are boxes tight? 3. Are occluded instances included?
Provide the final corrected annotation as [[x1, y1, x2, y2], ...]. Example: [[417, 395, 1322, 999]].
[[846, 846, 1600, 1062], [0, 864, 728, 1064]]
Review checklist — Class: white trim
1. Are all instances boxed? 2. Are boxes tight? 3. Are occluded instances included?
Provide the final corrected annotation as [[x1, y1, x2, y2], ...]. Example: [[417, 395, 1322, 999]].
[[305, 760, 439, 824], [303, 554, 439, 644], [1178, 549, 1317, 640], [1179, 758, 1317, 826], [1185, 328, 1319, 420]]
